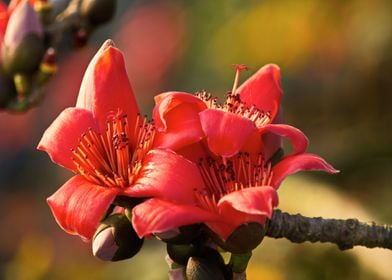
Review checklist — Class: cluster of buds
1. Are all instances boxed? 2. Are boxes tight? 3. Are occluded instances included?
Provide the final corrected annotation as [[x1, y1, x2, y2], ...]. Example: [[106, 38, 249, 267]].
[[0, 0, 116, 112]]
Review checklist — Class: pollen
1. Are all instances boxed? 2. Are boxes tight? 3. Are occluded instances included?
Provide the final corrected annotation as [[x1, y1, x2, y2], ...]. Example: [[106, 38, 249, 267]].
[[71, 113, 155, 188], [195, 153, 273, 212]]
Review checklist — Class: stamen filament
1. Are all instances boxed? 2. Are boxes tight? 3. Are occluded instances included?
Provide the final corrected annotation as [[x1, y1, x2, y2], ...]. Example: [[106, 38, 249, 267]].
[[195, 153, 274, 212], [71, 112, 155, 189]]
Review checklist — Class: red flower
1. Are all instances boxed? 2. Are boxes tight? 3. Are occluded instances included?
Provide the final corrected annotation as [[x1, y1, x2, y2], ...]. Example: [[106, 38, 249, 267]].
[[132, 152, 337, 241], [133, 63, 338, 242], [153, 64, 308, 161], [38, 40, 202, 241]]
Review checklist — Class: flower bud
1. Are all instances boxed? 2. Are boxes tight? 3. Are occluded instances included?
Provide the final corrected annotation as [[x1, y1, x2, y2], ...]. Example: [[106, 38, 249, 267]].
[[2, 0, 44, 76], [213, 222, 267, 254], [92, 213, 143, 261], [155, 224, 203, 245], [167, 243, 196, 266], [186, 257, 225, 280], [80, 0, 116, 27]]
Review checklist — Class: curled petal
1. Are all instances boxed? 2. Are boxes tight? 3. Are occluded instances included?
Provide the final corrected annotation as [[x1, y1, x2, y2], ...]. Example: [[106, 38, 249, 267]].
[[272, 153, 339, 188], [47, 175, 119, 241], [76, 40, 139, 131], [237, 64, 282, 121], [153, 92, 206, 150], [260, 124, 309, 157], [124, 149, 203, 204], [132, 198, 219, 238], [218, 186, 278, 217], [153, 91, 207, 130], [261, 107, 283, 160], [200, 109, 256, 158], [37, 107, 97, 171]]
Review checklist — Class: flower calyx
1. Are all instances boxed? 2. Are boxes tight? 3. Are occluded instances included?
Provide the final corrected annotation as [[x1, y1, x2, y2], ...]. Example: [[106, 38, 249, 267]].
[[92, 212, 143, 261], [213, 222, 268, 254]]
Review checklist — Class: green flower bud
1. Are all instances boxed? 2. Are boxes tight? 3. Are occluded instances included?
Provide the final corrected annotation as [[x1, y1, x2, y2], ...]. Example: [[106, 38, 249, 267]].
[[92, 213, 143, 261], [2, 0, 44, 76], [81, 0, 116, 26]]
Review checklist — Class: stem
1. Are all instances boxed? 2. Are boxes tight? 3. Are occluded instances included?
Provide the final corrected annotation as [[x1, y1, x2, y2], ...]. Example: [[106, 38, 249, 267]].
[[266, 209, 392, 250]]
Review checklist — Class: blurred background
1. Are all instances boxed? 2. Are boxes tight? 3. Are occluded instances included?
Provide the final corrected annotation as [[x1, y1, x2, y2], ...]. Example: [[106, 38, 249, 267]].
[[1, 0, 392, 279]]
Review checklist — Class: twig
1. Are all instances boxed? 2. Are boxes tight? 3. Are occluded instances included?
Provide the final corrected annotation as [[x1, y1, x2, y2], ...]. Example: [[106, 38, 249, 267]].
[[266, 209, 392, 250]]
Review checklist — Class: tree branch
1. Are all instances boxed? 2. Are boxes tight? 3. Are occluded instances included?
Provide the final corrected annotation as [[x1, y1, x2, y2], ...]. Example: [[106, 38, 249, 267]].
[[266, 209, 392, 250]]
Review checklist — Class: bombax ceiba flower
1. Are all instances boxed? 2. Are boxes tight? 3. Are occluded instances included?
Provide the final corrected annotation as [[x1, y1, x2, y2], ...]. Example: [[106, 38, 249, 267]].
[[131, 63, 338, 250], [132, 152, 337, 248], [38, 40, 202, 241], [152, 64, 309, 162]]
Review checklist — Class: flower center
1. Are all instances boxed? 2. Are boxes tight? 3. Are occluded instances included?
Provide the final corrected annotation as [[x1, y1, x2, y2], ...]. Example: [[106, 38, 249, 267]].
[[71, 113, 155, 188], [195, 64, 271, 127], [195, 153, 273, 212]]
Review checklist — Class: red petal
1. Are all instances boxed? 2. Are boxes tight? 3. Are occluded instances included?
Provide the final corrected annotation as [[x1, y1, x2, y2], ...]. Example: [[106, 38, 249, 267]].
[[47, 175, 119, 241], [132, 198, 219, 238], [37, 107, 97, 171], [272, 153, 339, 188], [200, 109, 256, 158], [0, 2, 8, 40], [260, 124, 308, 157], [123, 149, 204, 203], [240, 129, 263, 158], [76, 40, 139, 131], [237, 64, 282, 120], [207, 187, 279, 240], [260, 107, 283, 160], [153, 92, 206, 150], [218, 186, 278, 217]]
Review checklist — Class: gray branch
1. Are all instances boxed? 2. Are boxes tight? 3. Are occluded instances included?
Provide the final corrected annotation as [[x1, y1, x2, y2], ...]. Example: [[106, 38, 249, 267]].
[[266, 209, 392, 250]]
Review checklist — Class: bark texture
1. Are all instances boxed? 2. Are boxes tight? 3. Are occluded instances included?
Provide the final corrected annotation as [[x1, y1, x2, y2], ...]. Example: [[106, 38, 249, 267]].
[[266, 209, 392, 250]]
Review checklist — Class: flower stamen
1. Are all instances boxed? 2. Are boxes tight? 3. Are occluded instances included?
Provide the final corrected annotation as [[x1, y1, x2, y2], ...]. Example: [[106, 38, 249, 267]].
[[195, 153, 273, 210], [71, 113, 155, 188]]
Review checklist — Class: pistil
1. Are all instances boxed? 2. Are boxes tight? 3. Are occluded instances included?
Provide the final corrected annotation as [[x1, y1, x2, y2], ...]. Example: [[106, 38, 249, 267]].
[[231, 64, 249, 95]]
